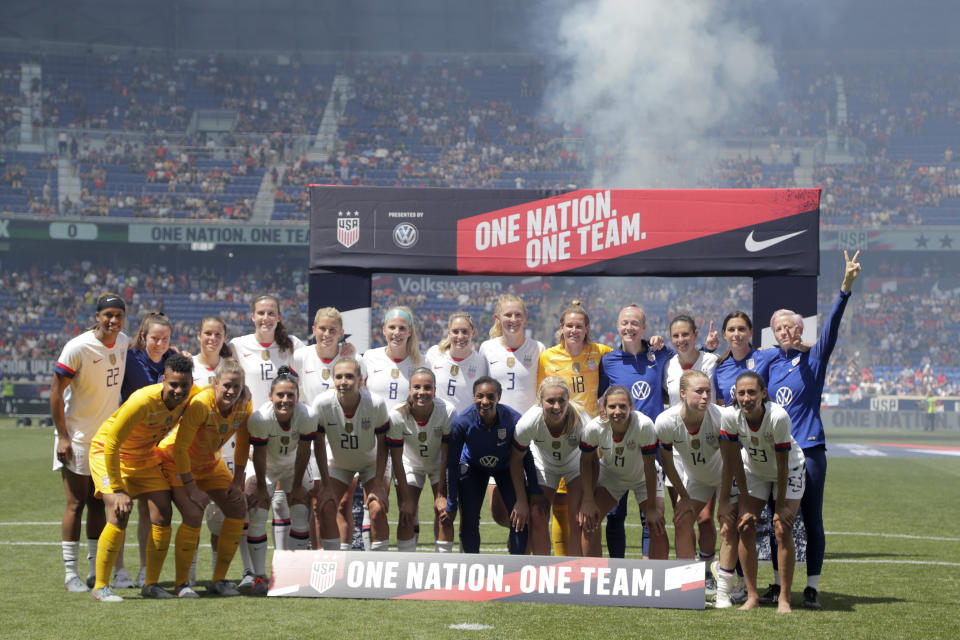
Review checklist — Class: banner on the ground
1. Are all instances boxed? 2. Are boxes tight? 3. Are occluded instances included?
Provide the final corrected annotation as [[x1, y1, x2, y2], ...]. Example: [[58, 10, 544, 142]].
[[269, 550, 704, 609]]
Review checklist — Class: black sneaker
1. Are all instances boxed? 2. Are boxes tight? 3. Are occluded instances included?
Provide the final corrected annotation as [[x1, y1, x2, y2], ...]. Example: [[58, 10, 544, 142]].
[[758, 583, 780, 605], [802, 586, 822, 610]]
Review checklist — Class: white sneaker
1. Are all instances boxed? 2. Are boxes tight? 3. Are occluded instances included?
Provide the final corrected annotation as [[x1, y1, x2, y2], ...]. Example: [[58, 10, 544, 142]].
[[237, 570, 256, 591], [175, 583, 200, 599], [135, 567, 146, 588], [65, 575, 90, 593], [91, 585, 123, 602], [113, 568, 135, 589]]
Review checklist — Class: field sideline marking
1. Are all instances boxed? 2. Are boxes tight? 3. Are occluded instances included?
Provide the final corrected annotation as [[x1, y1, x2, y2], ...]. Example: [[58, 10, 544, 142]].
[[2, 521, 959, 543]]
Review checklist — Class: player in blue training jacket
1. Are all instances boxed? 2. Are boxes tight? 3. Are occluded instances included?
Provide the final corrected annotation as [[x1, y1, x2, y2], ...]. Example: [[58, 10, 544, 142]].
[[713, 311, 782, 408], [765, 250, 862, 611], [444, 376, 540, 554]]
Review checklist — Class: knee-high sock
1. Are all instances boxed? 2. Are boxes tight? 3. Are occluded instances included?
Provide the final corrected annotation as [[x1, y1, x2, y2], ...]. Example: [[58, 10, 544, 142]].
[[94, 523, 125, 590], [213, 517, 245, 582], [174, 524, 201, 586], [86, 538, 98, 581], [62, 540, 80, 580], [552, 504, 569, 556], [289, 503, 312, 550], [247, 507, 269, 576], [145, 524, 172, 586], [272, 490, 290, 551]]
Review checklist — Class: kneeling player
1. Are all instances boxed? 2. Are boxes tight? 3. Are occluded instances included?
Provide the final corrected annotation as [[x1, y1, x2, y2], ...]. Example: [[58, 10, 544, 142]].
[[87, 354, 195, 602], [157, 358, 252, 597], [245, 368, 317, 595], [578, 385, 668, 559], [720, 372, 805, 613]]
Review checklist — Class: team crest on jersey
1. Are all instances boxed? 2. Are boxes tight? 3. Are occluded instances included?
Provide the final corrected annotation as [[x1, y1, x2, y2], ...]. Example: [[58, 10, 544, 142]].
[[706, 433, 717, 446], [310, 559, 340, 594], [433, 427, 442, 438], [588, 359, 596, 371], [109, 353, 117, 365], [747, 358, 755, 370], [567, 436, 578, 447], [523, 355, 533, 366], [467, 366, 477, 378], [497, 428, 506, 441], [627, 441, 636, 450], [691, 438, 700, 450], [391, 368, 400, 379], [506, 357, 516, 368], [219, 423, 229, 434], [764, 431, 775, 442], [261, 350, 270, 361], [418, 431, 428, 442], [345, 422, 354, 433], [552, 441, 561, 450], [615, 446, 624, 456], [792, 355, 801, 367], [450, 365, 459, 377], [751, 436, 759, 446], [280, 436, 290, 445], [361, 418, 371, 430], [647, 352, 656, 363], [322, 369, 330, 380], [336, 214, 360, 249], [572, 362, 581, 373]]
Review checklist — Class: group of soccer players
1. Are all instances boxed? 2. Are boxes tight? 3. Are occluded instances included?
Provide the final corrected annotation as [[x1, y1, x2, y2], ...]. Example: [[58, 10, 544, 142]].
[[51, 251, 862, 611]]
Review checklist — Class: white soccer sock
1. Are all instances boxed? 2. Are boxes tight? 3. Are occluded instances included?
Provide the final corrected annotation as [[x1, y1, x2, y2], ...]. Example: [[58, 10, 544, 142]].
[[339, 542, 352, 551], [247, 507, 270, 576], [361, 505, 371, 551], [370, 539, 389, 552], [807, 574, 820, 590], [238, 532, 253, 574], [272, 490, 290, 551], [435, 540, 454, 553], [87, 538, 98, 579], [773, 570, 781, 586], [716, 566, 735, 599], [289, 503, 312, 550], [322, 538, 341, 550], [396, 538, 417, 552], [62, 540, 79, 579]]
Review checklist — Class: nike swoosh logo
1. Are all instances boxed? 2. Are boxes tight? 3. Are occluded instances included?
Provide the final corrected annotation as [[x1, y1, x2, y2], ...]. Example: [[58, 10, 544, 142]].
[[488, 361, 498, 365], [305, 370, 315, 374], [242, 353, 252, 358], [745, 230, 806, 252], [93, 359, 102, 364], [374, 369, 382, 373], [434, 366, 443, 369]]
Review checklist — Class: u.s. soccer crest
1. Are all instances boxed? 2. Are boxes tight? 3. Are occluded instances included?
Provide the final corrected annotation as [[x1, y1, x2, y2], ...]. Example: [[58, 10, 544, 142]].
[[310, 559, 340, 594], [337, 212, 360, 248]]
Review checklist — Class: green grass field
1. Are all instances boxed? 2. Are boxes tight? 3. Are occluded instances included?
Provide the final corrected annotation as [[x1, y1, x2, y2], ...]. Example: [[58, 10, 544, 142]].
[[2, 419, 958, 639]]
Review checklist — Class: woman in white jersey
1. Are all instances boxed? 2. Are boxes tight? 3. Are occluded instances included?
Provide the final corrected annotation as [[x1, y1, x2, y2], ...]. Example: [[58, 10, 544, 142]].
[[310, 358, 413, 551], [720, 371, 805, 613], [426, 312, 488, 412], [656, 370, 740, 607], [510, 377, 589, 556], [363, 305, 422, 404], [478, 294, 545, 529], [389, 367, 456, 552], [245, 368, 317, 595], [50, 293, 130, 592], [578, 385, 667, 559], [230, 295, 305, 588]]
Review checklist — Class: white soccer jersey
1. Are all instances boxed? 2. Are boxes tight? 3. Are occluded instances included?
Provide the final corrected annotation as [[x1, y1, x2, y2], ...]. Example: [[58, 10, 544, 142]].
[[425, 346, 488, 413], [313, 388, 390, 471], [720, 403, 804, 479], [362, 347, 419, 404], [54, 330, 130, 445], [665, 351, 719, 407], [293, 346, 367, 406], [247, 399, 316, 472], [580, 411, 658, 482], [655, 403, 725, 485], [478, 337, 544, 414], [389, 397, 455, 473], [513, 405, 587, 472], [192, 355, 218, 387], [230, 333, 306, 407]]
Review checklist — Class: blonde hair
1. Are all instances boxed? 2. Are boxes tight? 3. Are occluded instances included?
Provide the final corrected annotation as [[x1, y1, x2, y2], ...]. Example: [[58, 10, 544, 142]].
[[554, 300, 592, 347], [383, 305, 421, 367], [438, 311, 476, 353], [313, 306, 343, 327], [489, 293, 526, 339], [537, 376, 584, 436], [214, 358, 250, 406], [678, 369, 709, 393]]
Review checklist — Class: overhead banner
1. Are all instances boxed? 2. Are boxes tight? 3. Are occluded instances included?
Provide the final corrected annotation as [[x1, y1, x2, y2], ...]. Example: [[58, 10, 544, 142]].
[[270, 550, 705, 609], [309, 187, 820, 276]]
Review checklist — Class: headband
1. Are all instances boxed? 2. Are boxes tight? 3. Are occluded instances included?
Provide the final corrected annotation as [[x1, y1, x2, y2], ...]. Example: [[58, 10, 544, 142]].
[[384, 308, 413, 326], [97, 295, 126, 312]]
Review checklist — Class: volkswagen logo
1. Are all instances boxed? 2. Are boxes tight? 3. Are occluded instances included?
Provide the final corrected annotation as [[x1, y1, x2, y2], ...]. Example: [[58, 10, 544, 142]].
[[392, 222, 419, 248], [478, 455, 499, 468], [775, 387, 793, 406], [631, 380, 651, 400]]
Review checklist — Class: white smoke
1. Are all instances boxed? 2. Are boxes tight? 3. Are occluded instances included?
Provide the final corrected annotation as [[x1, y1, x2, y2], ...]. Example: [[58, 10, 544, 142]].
[[543, 0, 777, 187]]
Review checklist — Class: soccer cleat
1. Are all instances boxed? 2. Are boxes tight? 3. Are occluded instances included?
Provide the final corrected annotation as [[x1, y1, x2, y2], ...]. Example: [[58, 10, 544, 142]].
[[91, 585, 124, 603], [802, 586, 823, 610], [250, 575, 268, 596], [237, 570, 256, 592], [86, 575, 96, 589], [730, 577, 748, 604], [175, 583, 200, 599], [65, 575, 90, 593], [135, 566, 146, 588], [704, 572, 717, 597], [758, 583, 780, 605], [113, 568, 135, 589], [141, 583, 174, 599], [207, 580, 240, 597]]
